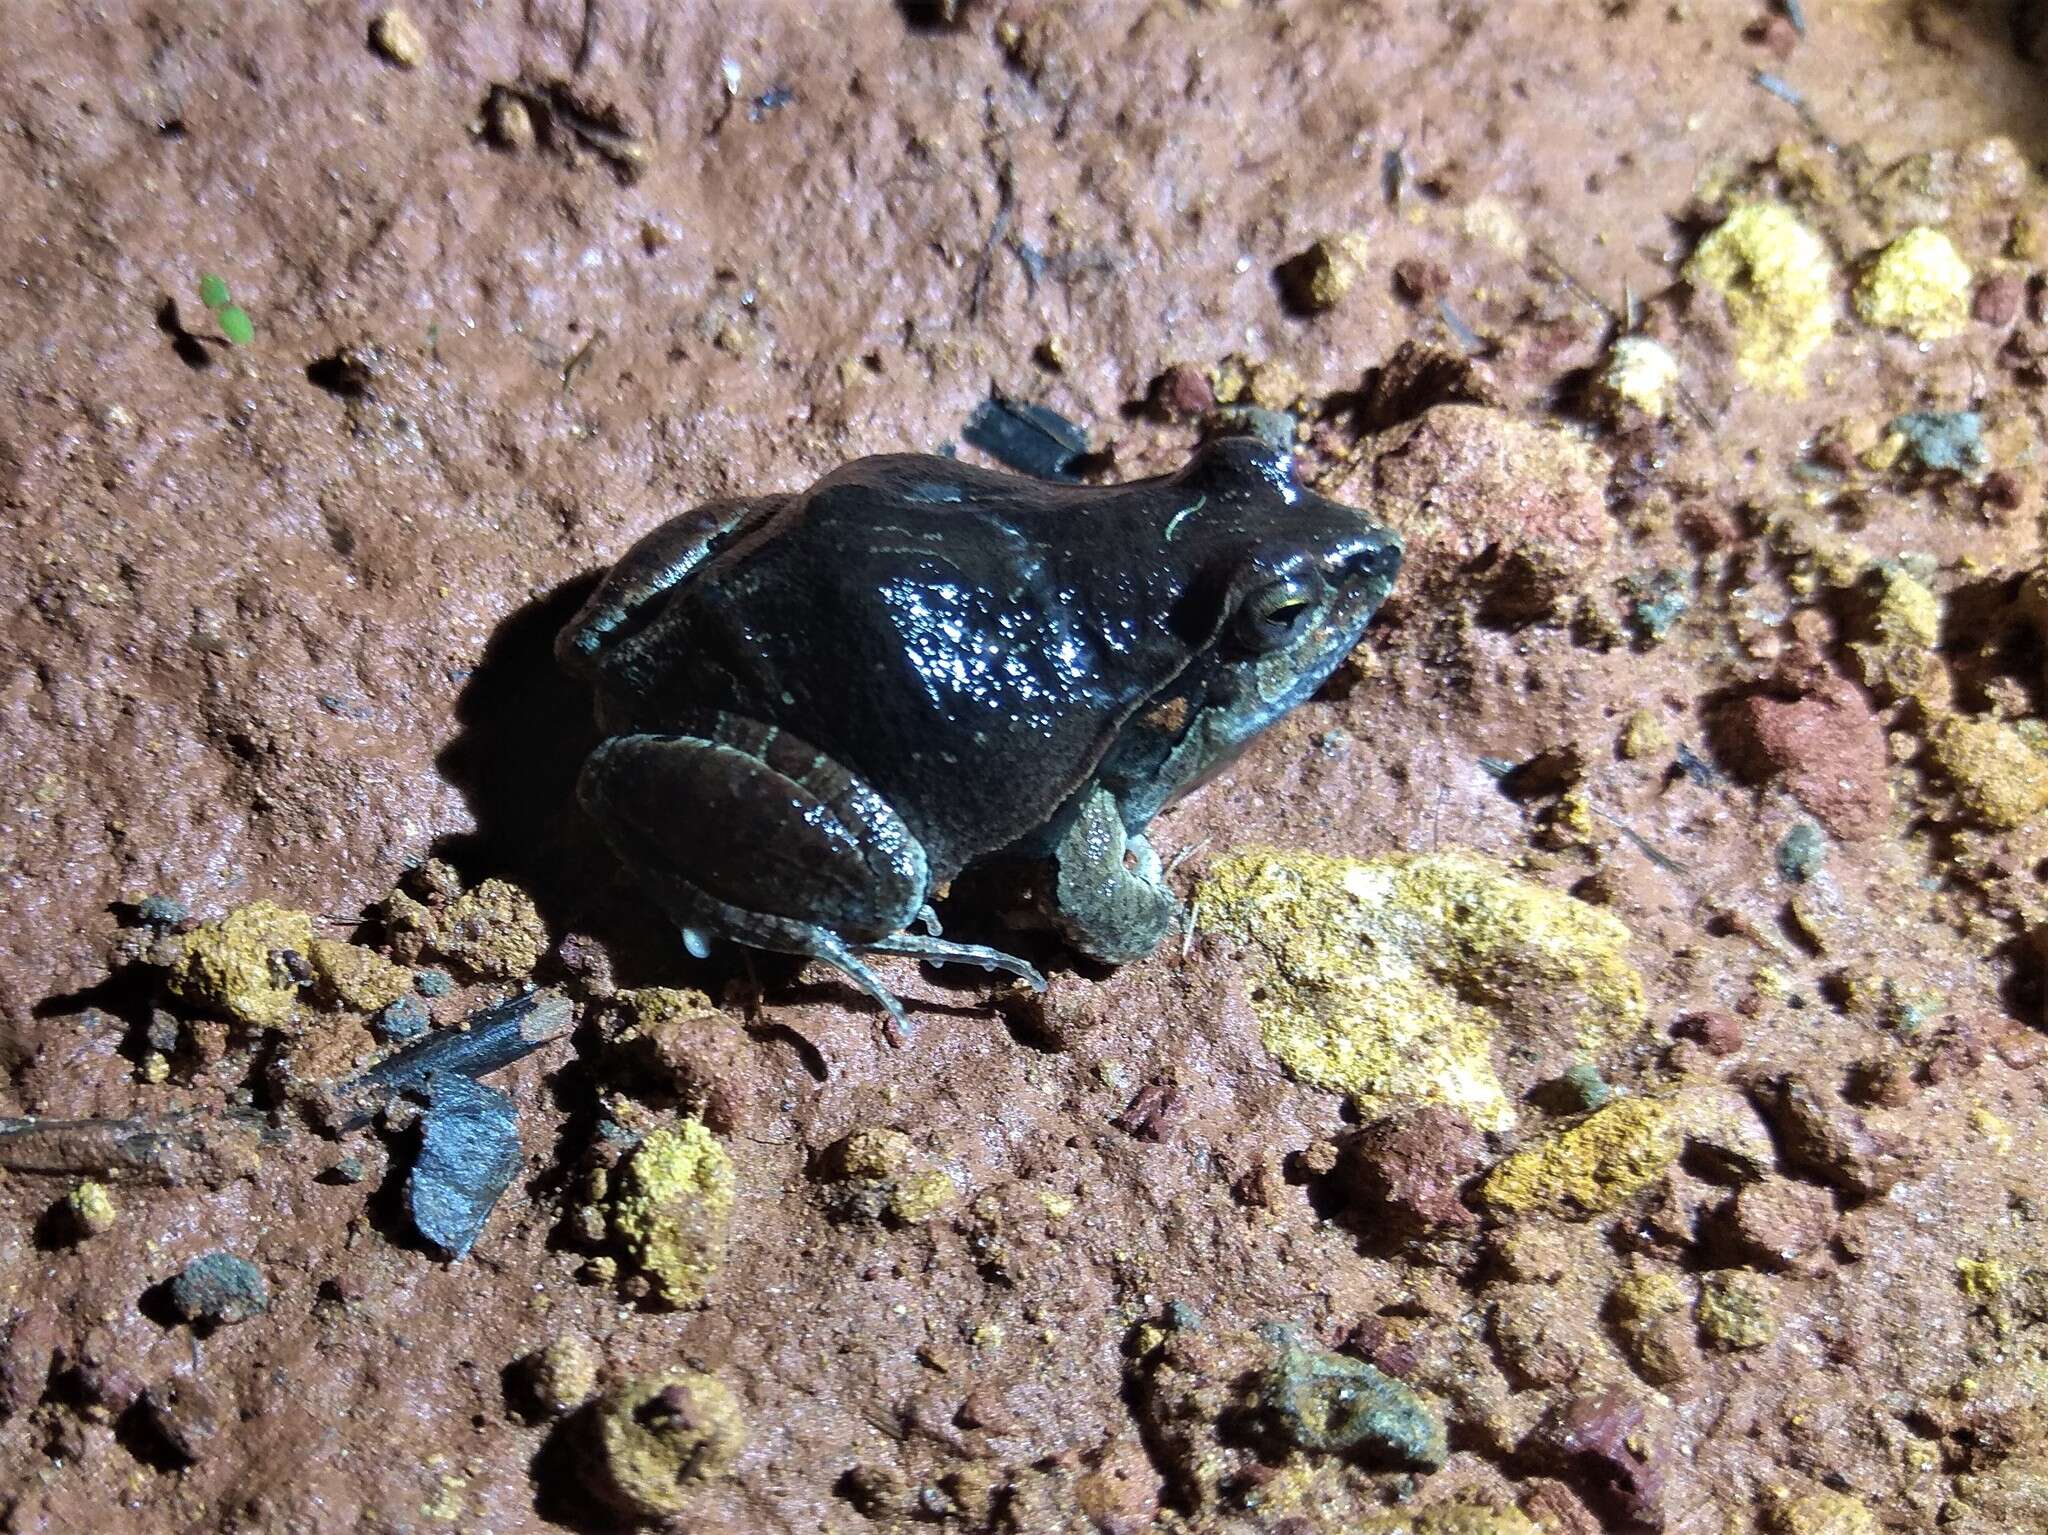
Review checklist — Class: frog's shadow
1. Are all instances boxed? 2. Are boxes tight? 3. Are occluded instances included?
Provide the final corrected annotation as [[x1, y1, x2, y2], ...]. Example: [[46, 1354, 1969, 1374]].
[[432, 572, 677, 982]]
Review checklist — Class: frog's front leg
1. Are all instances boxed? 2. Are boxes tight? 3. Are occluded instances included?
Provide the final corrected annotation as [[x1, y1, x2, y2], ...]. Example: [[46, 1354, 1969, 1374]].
[[1045, 785, 1183, 965], [576, 716, 1040, 1043]]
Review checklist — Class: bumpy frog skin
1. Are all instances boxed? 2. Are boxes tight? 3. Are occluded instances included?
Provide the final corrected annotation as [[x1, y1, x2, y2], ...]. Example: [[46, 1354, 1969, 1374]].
[[558, 436, 1401, 1042]]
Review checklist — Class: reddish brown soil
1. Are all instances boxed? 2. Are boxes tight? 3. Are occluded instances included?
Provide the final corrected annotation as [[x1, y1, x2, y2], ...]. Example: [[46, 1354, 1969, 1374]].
[[5, 3, 2048, 1532]]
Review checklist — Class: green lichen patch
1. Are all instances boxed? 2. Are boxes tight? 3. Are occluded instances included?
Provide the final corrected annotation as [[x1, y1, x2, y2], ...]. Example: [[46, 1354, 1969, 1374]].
[[1251, 1327, 1447, 1470]]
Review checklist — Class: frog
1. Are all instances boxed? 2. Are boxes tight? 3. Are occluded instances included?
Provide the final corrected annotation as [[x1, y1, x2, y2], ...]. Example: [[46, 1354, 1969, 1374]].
[[557, 434, 1401, 1043]]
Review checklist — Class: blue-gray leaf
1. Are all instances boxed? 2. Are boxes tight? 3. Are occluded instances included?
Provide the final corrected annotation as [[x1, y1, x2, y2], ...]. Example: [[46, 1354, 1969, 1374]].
[[407, 1075, 522, 1260]]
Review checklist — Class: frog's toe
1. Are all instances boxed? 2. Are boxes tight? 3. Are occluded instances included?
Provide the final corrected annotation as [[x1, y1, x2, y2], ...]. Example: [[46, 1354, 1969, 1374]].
[[866, 933, 1047, 992]]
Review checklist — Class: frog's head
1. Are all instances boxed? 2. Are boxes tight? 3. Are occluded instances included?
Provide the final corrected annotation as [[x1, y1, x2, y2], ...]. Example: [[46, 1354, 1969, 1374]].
[[1123, 436, 1402, 808]]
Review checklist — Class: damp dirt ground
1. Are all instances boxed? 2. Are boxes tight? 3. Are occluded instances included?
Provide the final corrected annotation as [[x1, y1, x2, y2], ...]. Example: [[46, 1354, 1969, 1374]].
[[6, 3, 2048, 1532]]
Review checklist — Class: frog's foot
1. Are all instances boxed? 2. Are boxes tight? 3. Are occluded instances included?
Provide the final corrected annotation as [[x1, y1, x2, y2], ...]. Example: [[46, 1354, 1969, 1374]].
[[577, 722, 933, 1044], [1047, 786, 1182, 965], [863, 932, 1047, 992]]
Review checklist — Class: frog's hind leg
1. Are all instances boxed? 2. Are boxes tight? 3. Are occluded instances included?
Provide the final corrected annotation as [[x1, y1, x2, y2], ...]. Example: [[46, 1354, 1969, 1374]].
[[577, 720, 937, 1042], [556, 494, 783, 679]]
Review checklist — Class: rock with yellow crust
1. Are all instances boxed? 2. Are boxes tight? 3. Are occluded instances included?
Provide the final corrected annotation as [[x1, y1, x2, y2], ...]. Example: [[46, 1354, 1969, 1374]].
[[1477, 1098, 1679, 1218], [1199, 851, 1647, 1132], [1683, 203, 1837, 393], [1855, 226, 1973, 340], [607, 1120, 735, 1308], [1762, 1484, 1881, 1535], [578, 1370, 745, 1521], [167, 901, 316, 1028], [308, 937, 412, 1013], [1926, 713, 2048, 828]]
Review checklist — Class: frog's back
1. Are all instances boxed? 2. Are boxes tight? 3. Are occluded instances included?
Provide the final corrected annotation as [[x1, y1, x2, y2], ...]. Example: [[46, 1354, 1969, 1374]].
[[613, 455, 1201, 878]]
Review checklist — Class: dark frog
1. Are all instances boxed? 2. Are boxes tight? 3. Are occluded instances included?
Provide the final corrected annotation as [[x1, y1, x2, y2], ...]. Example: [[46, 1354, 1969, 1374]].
[[558, 436, 1400, 1041]]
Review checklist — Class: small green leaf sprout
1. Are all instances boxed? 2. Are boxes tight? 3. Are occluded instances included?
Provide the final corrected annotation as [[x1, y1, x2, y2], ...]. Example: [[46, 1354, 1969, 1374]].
[[197, 272, 254, 346]]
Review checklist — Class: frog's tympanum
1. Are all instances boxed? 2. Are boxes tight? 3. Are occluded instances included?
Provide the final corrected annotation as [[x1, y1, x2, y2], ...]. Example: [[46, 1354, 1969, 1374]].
[[558, 437, 1401, 1041]]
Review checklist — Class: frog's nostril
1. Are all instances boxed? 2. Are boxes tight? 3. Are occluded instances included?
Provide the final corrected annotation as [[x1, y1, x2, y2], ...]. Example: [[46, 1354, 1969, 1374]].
[[1343, 539, 1399, 583]]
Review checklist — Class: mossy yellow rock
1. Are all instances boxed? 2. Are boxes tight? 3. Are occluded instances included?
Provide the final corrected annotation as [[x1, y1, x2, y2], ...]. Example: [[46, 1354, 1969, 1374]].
[[609, 1119, 736, 1308], [1199, 851, 1647, 1132], [1855, 226, 1972, 341], [1477, 1097, 1679, 1216], [1927, 713, 2048, 829], [168, 900, 316, 1028], [1683, 203, 1837, 393]]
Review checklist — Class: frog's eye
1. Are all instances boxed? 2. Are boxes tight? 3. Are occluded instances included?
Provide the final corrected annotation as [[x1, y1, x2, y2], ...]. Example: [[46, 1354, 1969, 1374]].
[[1234, 569, 1324, 652]]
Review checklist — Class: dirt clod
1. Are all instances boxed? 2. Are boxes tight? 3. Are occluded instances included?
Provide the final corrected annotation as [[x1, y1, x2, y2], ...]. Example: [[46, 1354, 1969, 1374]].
[[577, 1370, 745, 1521]]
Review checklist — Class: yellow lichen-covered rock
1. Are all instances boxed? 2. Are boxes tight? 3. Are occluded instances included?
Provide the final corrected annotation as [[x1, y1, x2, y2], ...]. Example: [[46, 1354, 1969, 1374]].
[[826, 1127, 914, 1182], [1845, 563, 1942, 703], [1762, 1484, 1881, 1535], [433, 878, 549, 979], [1591, 335, 1680, 420], [1855, 226, 1973, 340], [308, 937, 411, 1013], [580, 1370, 745, 1520], [608, 1120, 735, 1308], [1199, 851, 1647, 1132], [1926, 713, 2048, 828], [1278, 232, 1368, 313], [1477, 1098, 1678, 1217], [64, 1180, 117, 1238], [1609, 1264, 1696, 1385], [167, 900, 316, 1027], [818, 1128, 959, 1225], [1696, 1268, 1780, 1350], [1683, 203, 1837, 393], [1356, 1503, 1542, 1535], [1619, 709, 1670, 761], [618, 985, 722, 1030], [887, 1168, 960, 1225]]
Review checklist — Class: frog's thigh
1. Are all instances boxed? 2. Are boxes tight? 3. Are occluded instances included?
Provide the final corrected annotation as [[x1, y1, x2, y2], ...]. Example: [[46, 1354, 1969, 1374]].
[[1048, 785, 1181, 965], [576, 719, 929, 945], [556, 494, 781, 674]]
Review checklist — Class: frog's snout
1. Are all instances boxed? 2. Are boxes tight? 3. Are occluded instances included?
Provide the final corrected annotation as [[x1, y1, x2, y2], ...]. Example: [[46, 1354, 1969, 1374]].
[[1339, 529, 1403, 589]]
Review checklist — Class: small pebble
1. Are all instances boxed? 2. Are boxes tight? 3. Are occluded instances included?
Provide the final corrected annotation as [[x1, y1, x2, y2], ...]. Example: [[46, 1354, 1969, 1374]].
[[414, 968, 454, 998], [523, 1334, 601, 1417], [136, 894, 189, 927], [1975, 271, 2025, 327], [1776, 821, 1827, 882], [62, 1180, 117, 1239], [1675, 1011, 1744, 1056], [1277, 234, 1366, 314], [1559, 1062, 1616, 1111], [137, 1378, 223, 1465], [374, 995, 431, 1043], [1152, 363, 1215, 418], [144, 1009, 182, 1054], [1392, 256, 1450, 303], [369, 8, 427, 68], [486, 91, 536, 151], [327, 1155, 367, 1185], [168, 1252, 270, 1327]]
